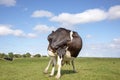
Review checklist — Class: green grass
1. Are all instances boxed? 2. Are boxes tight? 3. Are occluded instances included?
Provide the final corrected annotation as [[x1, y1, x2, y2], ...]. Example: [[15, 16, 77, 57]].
[[0, 57, 120, 80]]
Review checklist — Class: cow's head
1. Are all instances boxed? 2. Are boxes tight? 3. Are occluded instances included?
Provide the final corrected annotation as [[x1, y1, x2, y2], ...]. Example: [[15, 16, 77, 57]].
[[48, 28, 71, 58]]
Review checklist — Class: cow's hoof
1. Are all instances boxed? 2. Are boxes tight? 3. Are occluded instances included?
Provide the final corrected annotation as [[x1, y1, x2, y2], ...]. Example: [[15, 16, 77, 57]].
[[73, 70, 77, 73], [55, 75, 61, 79], [43, 71, 48, 74], [49, 74, 54, 77]]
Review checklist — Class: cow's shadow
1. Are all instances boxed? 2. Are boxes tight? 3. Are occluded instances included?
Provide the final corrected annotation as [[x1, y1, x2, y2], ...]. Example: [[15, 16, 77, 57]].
[[62, 70, 77, 74], [55, 69, 77, 76]]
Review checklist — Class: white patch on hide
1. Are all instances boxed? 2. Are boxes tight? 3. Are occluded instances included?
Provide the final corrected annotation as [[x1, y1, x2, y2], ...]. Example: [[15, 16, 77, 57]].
[[70, 31, 73, 41], [65, 50, 71, 58], [48, 50, 56, 57], [64, 47, 74, 62]]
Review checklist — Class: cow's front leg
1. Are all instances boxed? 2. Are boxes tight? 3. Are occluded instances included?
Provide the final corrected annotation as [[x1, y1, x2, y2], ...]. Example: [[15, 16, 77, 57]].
[[56, 56, 62, 79], [49, 57, 56, 77], [44, 58, 52, 74]]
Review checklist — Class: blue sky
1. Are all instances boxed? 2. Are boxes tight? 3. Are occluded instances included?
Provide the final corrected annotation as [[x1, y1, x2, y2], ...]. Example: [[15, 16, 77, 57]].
[[0, 0, 120, 57]]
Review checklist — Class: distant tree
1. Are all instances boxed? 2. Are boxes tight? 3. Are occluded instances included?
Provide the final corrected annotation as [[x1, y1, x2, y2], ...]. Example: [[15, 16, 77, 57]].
[[8, 52, 14, 58], [26, 52, 31, 57], [14, 54, 22, 58], [0, 53, 6, 58], [4, 54, 8, 58], [22, 54, 27, 58], [34, 54, 41, 57]]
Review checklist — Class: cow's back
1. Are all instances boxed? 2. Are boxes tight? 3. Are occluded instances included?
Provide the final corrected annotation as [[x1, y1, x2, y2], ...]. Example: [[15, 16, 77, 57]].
[[68, 31, 82, 57]]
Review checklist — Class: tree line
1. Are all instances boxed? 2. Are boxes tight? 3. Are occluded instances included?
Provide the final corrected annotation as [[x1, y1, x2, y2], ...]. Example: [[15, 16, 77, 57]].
[[0, 52, 47, 58]]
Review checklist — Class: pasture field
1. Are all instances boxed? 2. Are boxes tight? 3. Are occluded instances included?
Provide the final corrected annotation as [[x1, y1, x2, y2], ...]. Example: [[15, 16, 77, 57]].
[[0, 57, 120, 80]]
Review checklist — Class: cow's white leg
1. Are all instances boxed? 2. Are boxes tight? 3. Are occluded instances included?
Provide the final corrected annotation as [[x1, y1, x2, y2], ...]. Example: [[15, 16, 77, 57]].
[[44, 49, 56, 74], [44, 58, 52, 74], [44, 57, 53, 74], [71, 60, 77, 72], [56, 56, 62, 79], [49, 57, 56, 76]]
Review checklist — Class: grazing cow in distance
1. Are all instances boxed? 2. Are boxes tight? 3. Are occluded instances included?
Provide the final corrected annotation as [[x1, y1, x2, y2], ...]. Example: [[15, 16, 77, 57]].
[[44, 28, 82, 79], [4, 57, 13, 61]]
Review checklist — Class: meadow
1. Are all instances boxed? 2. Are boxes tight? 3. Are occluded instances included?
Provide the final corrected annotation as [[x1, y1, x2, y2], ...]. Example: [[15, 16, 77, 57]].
[[0, 57, 120, 80]]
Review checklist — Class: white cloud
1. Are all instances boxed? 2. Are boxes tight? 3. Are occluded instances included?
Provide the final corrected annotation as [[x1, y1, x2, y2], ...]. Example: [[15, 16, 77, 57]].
[[31, 10, 54, 18], [109, 38, 120, 49], [0, 24, 25, 37], [50, 9, 107, 25], [50, 5, 120, 25], [0, 24, 37, 38], [27, 33, 37, 38], [0, 0, 16, 7], [108, 5, 120, 19], [89, 38, 120, 50], [33, 24, 56, 33], [81, 38, 120, 57], [12, 29, 25, 37], [0, 25, 13, 35], [113, 38, 120, 43], [30, 5, 120, 27], [86, 34, 92, 39]]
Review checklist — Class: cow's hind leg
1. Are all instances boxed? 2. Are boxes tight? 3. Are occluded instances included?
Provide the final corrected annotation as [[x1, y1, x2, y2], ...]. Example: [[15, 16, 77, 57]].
[[71, 60, 77, 73]]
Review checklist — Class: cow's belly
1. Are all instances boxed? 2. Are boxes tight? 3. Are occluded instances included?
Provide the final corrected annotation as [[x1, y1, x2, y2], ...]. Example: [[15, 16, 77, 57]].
[[63, 50, 74, 63], [48, 49, 74, 60]]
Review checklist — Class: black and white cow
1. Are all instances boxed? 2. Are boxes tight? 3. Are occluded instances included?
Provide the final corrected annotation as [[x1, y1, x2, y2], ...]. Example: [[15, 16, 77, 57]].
[[44, 28, 82, 79], [4, 57, 13, 61]]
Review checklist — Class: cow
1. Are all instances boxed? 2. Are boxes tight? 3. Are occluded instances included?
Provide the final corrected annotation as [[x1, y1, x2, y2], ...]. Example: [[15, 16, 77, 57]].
[[44, 28, 82, 79], [4, 57, 13, 61]]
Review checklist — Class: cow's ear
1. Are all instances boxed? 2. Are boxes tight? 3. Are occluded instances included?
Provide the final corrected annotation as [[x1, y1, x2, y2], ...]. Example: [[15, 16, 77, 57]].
[[52, 31, 54, 33], [72, 32, 78, 37]]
